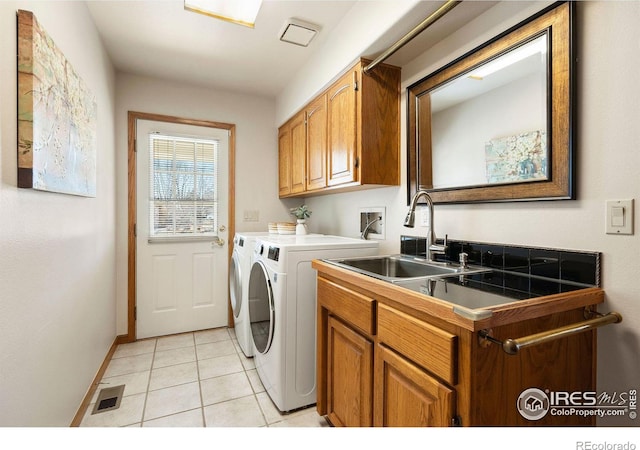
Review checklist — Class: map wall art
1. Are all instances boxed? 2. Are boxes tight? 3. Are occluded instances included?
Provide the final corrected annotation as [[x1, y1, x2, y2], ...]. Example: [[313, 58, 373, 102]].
[[484, 130, 547, 185], [17, 9, 97, 197]]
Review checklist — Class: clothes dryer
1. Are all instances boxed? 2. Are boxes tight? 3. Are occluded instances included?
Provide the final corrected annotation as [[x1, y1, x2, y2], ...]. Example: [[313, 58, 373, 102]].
[[229, 231, 269, 357], [247, 235, 378, 412]]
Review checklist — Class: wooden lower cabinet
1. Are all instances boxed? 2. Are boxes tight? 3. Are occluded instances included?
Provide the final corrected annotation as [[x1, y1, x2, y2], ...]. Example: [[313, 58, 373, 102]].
[[318, 279, 457, 427], [326, 316, 373, 427], [316, 273, 598, 427], [374, 344, 454, 427], [317, 275, 458, 427]]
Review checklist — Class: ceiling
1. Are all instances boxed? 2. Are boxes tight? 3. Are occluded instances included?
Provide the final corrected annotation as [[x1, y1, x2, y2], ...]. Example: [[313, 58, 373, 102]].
[[87, 1, 498, 98]]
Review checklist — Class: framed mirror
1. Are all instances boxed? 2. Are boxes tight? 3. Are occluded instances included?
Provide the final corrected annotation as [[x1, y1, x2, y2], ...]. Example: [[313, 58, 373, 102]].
[[407, 1, 574, 203]]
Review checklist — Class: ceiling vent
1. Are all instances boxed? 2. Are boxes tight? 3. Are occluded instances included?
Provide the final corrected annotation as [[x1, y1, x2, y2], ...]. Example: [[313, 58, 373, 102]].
[[279, 19, 319, 47]]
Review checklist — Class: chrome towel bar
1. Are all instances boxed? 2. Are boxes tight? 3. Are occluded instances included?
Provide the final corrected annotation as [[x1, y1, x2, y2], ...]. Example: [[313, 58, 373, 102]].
[[363, 0, 462, 74], [479, 311, 623, 355]]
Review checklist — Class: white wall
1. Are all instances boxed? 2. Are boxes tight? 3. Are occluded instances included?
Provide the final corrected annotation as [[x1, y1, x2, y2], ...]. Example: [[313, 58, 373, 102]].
[[114, 74, 287, 335], [0, 1, 116, 426], [285, 1, 640, 426]]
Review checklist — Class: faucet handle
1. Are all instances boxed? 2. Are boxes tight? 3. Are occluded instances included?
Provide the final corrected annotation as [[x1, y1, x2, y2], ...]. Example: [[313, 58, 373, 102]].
[[459, 252, 469, 269], [429, 234, 448, 256]]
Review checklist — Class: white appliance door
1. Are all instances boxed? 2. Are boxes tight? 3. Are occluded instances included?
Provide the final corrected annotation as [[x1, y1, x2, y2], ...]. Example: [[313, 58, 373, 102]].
[[136, 120, 229, 339], [248, 260, 275, 354], [229, 250, 242, 320]]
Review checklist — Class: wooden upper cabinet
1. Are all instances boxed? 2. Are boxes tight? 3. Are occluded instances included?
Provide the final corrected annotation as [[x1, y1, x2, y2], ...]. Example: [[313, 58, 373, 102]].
[[278, 123, 292, 197], [327, 69, 358, 186], [278, 58, 400, 198], [289, 111, 306, 195], [358, 61, 402, 186], [306, 94, 328, 191], [278, 111, 307, 197]]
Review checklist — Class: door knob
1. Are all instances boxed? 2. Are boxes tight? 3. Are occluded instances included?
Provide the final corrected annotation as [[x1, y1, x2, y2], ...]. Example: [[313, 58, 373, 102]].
[[211, 236, 225, 247]]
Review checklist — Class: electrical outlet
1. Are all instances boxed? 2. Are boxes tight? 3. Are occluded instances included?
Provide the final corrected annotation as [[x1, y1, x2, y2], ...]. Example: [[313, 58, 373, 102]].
[[243, 210, 259, 222], [420, 208, 430, 226]]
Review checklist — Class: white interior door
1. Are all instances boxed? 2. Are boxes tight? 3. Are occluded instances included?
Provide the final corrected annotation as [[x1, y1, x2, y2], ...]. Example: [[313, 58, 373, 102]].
[[136, 119, 229, 339]]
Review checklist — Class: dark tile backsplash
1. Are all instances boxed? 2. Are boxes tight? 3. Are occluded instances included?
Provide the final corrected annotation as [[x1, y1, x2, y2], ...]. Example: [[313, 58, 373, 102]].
[[400, 235, 601, 287], [560, 251, 599, 286], [481, 244, 504, 269], [504, 247, 530, 274], [530, 249, 561, 280]]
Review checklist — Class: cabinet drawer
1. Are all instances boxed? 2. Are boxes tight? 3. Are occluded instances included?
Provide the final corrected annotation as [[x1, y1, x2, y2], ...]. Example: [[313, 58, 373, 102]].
[[377, 304, 457, 385], [317, 277, 375, 336]]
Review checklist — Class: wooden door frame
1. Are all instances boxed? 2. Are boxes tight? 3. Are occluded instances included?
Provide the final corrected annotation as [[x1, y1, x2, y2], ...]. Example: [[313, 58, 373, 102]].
[[126, 111, 236, 343]]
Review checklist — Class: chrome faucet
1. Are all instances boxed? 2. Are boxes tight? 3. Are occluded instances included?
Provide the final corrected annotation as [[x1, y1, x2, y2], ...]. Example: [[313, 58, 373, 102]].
[[404, 190, 447, 262], [360, 215, 381, 240]]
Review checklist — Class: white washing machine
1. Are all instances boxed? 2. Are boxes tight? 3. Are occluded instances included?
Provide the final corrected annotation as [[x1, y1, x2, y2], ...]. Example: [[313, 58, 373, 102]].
[[248, 234, 378, 412], [229, 231, 270, 357]]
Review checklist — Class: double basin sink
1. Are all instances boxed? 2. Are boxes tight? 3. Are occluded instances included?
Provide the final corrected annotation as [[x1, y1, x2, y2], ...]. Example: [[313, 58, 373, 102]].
[[325, 255, 503, 320], [325, 254, 489, 283]]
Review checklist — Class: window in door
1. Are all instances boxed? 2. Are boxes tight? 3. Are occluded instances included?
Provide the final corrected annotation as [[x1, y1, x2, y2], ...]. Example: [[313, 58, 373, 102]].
[[148, 133, 218, 240]]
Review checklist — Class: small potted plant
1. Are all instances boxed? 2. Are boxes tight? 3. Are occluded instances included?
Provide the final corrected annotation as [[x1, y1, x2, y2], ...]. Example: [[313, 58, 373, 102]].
[[290, 204, 312, 235]]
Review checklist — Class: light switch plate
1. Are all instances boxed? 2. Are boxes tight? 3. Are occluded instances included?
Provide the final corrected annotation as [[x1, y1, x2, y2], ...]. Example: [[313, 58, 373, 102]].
[[606, 199, 633, 235]]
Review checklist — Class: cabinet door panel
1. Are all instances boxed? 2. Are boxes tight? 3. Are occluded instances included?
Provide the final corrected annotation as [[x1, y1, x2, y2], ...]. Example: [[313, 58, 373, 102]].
[[375, 344, 454, 427], [278, 125, 291, 196], [306, 95, 327, 191], [327, 316, 373, 427], [290, 112, 306, 194], [327, 70, 357, 186]]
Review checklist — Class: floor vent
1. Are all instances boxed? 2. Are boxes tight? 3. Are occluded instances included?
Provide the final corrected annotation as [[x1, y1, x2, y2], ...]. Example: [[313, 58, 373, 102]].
[[92, 384, 125, 415]]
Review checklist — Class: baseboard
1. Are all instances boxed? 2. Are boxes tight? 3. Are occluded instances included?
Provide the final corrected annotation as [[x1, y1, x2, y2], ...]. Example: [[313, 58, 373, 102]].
[[70, 334, 127, 427]]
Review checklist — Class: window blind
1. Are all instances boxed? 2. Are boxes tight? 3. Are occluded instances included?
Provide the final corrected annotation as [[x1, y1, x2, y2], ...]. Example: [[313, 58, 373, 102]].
[[148, 133, 218, 240]]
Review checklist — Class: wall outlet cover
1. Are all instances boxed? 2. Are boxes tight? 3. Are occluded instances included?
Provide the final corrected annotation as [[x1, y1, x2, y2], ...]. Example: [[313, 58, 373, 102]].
[[243, 210, 259, 222], [420, 208, 430, 226]]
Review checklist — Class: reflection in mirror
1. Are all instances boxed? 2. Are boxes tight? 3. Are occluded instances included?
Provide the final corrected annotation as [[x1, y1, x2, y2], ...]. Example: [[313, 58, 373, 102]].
[[407, 2, 574, 204], [428, 34, 548, 190]]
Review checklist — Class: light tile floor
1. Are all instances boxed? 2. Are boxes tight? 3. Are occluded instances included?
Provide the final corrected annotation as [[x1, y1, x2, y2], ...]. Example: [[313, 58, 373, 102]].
[[80, 327, 328, 427]]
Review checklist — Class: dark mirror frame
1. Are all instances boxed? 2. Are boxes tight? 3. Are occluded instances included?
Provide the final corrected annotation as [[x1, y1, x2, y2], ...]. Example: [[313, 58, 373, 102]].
[[407, 1, 574, 204]]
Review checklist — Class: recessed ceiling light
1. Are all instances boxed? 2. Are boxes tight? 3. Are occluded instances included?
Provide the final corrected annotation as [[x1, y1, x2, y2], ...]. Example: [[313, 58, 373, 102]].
[[184, 0, 263, 28], [279, 19, 320, 47]]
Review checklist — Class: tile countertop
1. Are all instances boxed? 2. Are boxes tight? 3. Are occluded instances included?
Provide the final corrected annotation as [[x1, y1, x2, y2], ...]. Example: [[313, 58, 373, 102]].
[[311, 259, 605, 332]]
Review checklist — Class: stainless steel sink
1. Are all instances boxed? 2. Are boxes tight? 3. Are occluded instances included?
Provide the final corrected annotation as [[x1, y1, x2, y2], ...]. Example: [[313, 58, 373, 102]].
[[325, 255, 487, 282]]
